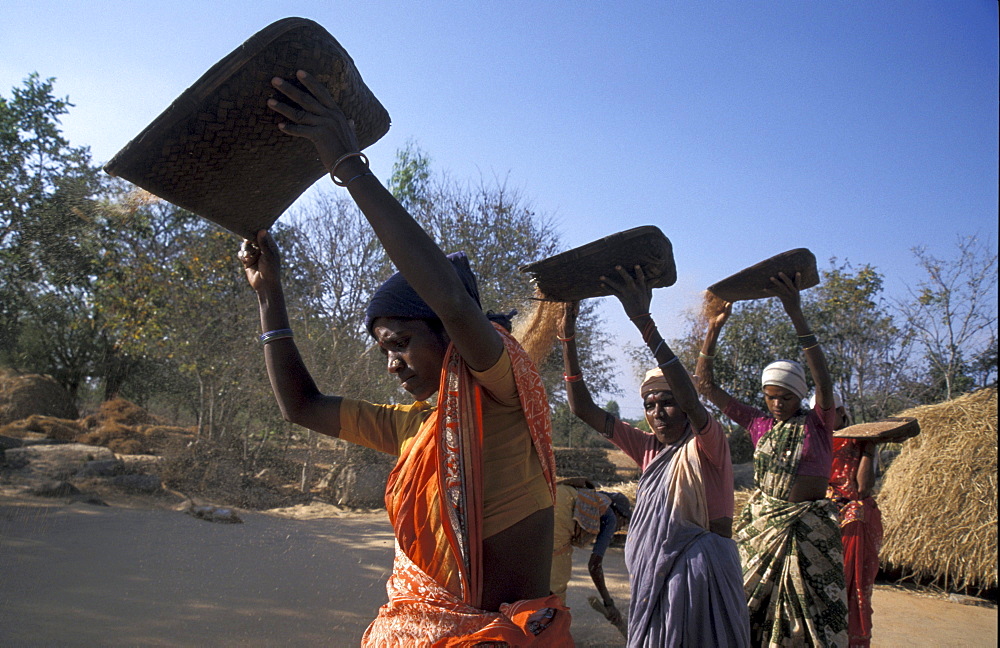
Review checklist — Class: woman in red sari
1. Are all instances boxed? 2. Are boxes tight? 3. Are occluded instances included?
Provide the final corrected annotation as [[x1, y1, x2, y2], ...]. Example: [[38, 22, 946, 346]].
[[240, 70, 570, 646], [814, 394, 883, 648]]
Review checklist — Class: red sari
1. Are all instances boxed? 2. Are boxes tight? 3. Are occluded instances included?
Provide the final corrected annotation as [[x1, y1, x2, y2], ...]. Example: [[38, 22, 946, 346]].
[[828, 438, 883, 648], [362, 326, 570, 647]]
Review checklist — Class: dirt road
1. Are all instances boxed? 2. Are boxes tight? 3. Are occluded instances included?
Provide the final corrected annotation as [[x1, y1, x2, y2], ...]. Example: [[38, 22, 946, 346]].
[[1, 499, 994, 646]]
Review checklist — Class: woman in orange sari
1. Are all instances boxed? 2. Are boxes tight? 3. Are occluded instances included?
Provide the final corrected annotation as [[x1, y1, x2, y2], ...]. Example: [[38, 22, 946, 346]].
[[239, 70, 570, 646]]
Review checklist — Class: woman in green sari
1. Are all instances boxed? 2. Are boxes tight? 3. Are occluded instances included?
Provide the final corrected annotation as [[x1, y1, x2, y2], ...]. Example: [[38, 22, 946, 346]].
[[697, 272, 848, 647]]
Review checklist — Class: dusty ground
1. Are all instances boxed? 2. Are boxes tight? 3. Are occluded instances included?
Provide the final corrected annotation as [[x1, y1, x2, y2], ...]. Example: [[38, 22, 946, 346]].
[[1, 493, 995, 647]]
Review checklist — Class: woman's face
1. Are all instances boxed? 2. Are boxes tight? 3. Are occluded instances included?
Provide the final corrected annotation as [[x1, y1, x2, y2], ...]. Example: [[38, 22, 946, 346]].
[[833, 406, 848, 431], [642, 390, 687, 443], [372, 318, 450, 401], [762, 385, 801, 422]]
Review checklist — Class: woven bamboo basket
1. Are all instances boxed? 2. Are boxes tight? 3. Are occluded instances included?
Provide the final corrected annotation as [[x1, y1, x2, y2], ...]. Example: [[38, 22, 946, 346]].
[[104, 17, 391, 239], [520, 226, 676, 302], [707, 248, 818, 302], [834, 417, 920, 442]]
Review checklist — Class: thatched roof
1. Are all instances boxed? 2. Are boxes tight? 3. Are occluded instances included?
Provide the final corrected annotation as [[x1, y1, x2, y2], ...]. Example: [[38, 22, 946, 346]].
[[878, 388, 997, 592]]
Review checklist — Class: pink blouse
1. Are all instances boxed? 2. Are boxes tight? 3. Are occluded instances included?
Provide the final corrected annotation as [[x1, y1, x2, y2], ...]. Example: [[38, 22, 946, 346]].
[[609, 417, 735, 520], [723, 399, 835, 479]]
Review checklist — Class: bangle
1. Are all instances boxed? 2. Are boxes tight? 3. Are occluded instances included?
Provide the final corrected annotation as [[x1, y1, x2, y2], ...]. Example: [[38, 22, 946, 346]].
[[556, 334, 576, 343], [344, 171, 374, 188], [628, 312, 651, 321], [331, 152, 370, 185], [658, 356, 680, 370], [641, 320, 657, 343], [650, 339, 666, 357], [259, 328, 293, 344], [797, 332, 814, 339], [563, 372, 583, 383], [799, 334, 818, 349], [802, 343, 820, 352], [699, 351, 715, 359]]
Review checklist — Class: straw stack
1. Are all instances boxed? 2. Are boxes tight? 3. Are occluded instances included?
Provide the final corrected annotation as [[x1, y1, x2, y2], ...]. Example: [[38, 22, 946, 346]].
[[878, 388, 997, 592]]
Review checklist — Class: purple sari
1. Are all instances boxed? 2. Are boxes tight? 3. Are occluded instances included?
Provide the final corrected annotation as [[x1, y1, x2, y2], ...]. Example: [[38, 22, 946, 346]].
[[625, 429, 750, 647]]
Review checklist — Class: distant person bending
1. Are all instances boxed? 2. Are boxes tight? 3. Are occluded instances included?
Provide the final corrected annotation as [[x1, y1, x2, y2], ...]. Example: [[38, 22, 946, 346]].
[[697, 274, 848, 647], [559, 265, 750, 647], [239, 69, 569, 646], [550, 478, 631, 633], [812, 393, 882, 648]]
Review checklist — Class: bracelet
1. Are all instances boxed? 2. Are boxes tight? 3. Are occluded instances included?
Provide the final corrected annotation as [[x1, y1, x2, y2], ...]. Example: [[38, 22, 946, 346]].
[[699, 351, 715, 359], [331, 152, 370, 185], [628, 312, 651, 321], [563, 372, 583, 383], [601, 412, 615, 439], [797, 332, 814, 339], [658, 356, 680, 370], [259, 328, 293, 344], [344, 171, 374, 188], [799, 333, 818, 349], [649, 339, 666, 357], [556, 334, 576, 343], [641, 320, 657, 344], [801, 343, 820, 352]]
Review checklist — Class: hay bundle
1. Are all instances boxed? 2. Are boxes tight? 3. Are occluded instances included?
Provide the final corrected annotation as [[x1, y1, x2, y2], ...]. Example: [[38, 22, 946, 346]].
[[78, 422, 149, 455], [0, 415, 85, 442], [82, 398, 160, 429], [878, 388, 997, 592]]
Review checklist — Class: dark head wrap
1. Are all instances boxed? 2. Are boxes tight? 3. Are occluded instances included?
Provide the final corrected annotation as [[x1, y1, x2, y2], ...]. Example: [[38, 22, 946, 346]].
[[365, 252, 482, 336], [605, 491, 632, 521]]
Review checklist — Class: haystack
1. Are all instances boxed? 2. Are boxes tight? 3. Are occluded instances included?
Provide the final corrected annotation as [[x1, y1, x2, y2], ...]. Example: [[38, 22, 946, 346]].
[[878, 388, 997, 593], [0, 369, 78, 424]]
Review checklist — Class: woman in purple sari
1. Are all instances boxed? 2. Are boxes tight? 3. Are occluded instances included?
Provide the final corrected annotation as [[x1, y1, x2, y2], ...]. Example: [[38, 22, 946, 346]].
[[559, 266, 750, 647]]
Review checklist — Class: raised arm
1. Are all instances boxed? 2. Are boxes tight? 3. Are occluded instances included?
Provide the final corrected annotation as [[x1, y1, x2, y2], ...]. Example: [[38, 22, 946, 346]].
[[766, 272, 833, 411], [268, 71, 501, 371], [559, 302, 611, 433], [601, 265, 709, 431], [240, 232, 342, 436], [696, 298, 735, 412]]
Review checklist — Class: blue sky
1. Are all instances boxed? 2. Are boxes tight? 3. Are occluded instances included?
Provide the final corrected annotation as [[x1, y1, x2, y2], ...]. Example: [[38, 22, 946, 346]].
[[3, 1, 997, 415]]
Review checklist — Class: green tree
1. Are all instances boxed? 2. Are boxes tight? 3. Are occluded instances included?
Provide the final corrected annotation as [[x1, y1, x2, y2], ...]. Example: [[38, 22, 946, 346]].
[[806, 260, 914, 420], [94, 190, 268, 437], [388, 139, 432, 212], [0, 73, 107, 399]]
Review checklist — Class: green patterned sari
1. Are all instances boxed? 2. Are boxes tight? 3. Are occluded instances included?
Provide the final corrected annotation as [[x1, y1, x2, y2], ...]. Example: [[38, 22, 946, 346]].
[[736, 414, 848, 647]]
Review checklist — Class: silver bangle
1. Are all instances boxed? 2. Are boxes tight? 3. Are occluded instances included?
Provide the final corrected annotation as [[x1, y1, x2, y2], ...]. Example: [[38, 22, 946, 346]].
[[259, 328, 293, 344]]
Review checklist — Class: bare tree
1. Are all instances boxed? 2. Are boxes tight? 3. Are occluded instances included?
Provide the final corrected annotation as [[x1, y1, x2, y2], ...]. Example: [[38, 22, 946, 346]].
[[898, 235, 998, 401]]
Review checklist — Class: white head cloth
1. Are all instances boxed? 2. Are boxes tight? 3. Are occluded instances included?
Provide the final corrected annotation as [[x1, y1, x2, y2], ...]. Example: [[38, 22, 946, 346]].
[[761, 360, 808, 400]]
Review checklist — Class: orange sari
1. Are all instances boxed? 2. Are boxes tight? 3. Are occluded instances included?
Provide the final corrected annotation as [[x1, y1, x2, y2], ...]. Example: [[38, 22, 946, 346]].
[[362, 327, 570, 647]]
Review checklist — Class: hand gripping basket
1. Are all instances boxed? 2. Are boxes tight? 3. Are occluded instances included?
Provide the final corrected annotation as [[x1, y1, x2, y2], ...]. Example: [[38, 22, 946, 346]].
[[707, 248, 819, 302], [104, 17, 391, 239], [520, 226, 676, 301]]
